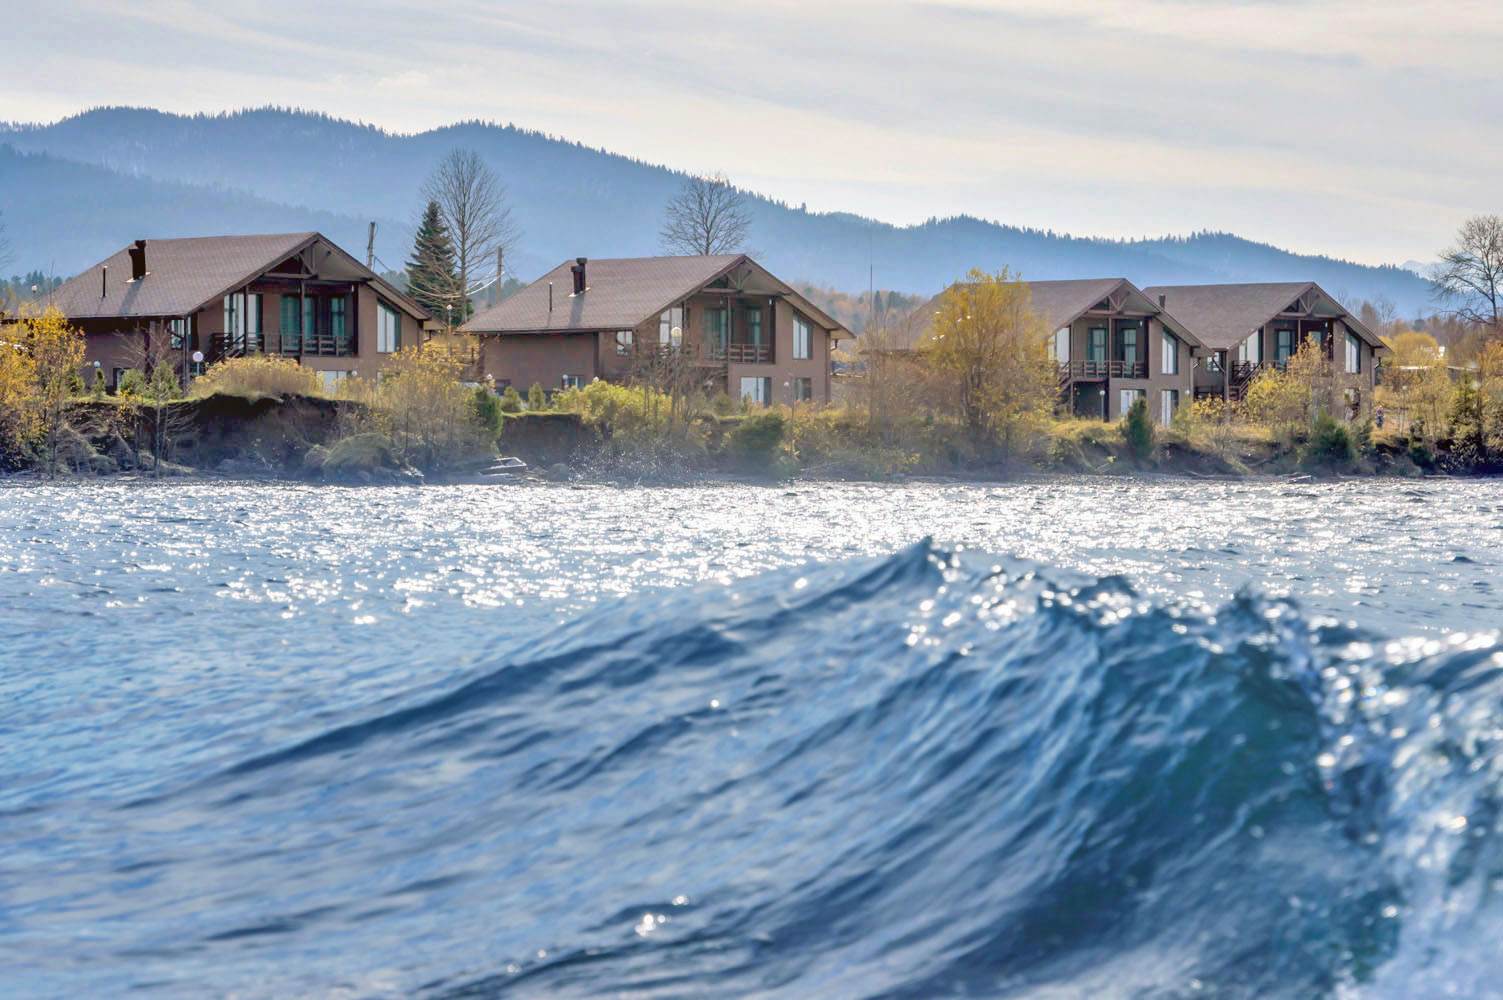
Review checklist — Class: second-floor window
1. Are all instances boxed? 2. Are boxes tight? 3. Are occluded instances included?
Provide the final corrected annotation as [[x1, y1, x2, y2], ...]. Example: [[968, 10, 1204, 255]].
[[659, 307, 684, 346], [793, 313, 812, 360], [616, 330, 633, 356], [1050, 327, 1069, 363], [1116, 324, 1140, 365], [1275, 327, 1295, 363], [222, 292, 261, 349], [1088, 327, 1108, 362], [703, 308, 728, 353], [1161, 331, 1179, 375], [377, 303, 401, 354], [1346, 333, 1361, 374], [745, 308, 763, 346], [330, 297, 347, 343]]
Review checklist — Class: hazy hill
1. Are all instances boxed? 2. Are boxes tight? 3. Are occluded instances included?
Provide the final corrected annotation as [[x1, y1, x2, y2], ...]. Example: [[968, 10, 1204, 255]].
[[1, 107, 1437, 317]]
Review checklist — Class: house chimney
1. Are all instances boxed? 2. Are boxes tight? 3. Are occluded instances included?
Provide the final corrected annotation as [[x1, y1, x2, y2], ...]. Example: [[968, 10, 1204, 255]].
[[101, 265, 108, 298], [1158, 295, 1166, 308], [548, 281, 554, 313], [128, 239, 147, 281], [571, 257, 587, 296]]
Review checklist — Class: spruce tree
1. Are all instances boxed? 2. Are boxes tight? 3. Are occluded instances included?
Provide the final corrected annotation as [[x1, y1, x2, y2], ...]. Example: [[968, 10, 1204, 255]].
[[406, 200, 461, 323]]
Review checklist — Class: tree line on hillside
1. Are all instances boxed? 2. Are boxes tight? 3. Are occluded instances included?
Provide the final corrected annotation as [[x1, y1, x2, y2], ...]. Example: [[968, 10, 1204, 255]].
[[0, 107, 1440, 307]]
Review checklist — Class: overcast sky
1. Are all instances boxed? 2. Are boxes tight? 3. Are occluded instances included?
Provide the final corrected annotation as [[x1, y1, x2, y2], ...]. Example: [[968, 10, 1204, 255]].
[[3, 0, 1499, 265]]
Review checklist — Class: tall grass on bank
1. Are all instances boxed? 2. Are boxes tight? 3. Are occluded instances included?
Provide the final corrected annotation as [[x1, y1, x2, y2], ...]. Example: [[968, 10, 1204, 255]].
[[190, 356, 323, 399]]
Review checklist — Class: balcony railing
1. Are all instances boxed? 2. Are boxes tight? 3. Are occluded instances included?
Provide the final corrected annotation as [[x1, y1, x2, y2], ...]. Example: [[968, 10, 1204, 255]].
[[724, 343, 772, 364], [210, 332, 264, 360], [1057, 359, 1148, 381], [280, 332, 355, 358]]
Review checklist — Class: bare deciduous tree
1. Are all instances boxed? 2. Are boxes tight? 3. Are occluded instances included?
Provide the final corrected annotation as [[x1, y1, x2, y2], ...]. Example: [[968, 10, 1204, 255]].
[[1433, 214, 1503, 333], [660, 172, 751, 256], [422, 149, 518, 322]]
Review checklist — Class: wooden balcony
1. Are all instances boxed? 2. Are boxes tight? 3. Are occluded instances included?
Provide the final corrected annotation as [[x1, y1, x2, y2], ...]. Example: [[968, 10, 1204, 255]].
[[724, 343, 772, 364], [1057, 359, 1148, 382], [279, 332, 355, 358]]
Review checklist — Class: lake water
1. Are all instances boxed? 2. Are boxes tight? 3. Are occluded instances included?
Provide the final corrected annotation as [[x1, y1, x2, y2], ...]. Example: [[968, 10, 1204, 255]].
[[3, 478, 1502, 998]]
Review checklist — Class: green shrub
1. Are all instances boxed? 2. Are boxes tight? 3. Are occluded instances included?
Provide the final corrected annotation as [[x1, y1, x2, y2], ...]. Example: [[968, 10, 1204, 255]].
[[1299, 413, 1356, 471], [1352, 417, 1374, 456], [710, 392, 736, 416], [117, 368, 145, 397], [1407, 434, 1434, 469], [551, 380, 670, 442], [527, 382, 547, 411], [1120, 397, 1154, 462], [727, 410, 788, 475], [473, 387, 507, 435], [147, 363, 182, 402], [497, 385, 523, 414]]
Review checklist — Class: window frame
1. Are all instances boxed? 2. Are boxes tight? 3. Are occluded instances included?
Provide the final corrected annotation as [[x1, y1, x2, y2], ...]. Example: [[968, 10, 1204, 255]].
[[792, 313, 812, 360], [1161, 331, 1179, 375], [1088, 326, 1108, 363], [1160, 389, 1179, 426], [376, 301, 401, 354], [1050, 327, 1070, 363], [793, 376, 812, 403]]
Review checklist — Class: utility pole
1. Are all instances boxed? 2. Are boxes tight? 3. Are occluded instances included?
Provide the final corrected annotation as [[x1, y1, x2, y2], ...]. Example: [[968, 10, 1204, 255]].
[[366, 222, 376, 269]]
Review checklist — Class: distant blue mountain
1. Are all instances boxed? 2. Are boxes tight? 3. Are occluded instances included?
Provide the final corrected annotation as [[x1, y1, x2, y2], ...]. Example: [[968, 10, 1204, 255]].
[[0, 107, 1436, 314]]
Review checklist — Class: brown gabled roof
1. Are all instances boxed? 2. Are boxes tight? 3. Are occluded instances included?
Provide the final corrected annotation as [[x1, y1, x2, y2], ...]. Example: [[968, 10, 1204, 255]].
[[464, 253, 851, 338], [46, 232, 429, 321], [1141, 281, 1384, 351], [898, 277, 1204, 351]]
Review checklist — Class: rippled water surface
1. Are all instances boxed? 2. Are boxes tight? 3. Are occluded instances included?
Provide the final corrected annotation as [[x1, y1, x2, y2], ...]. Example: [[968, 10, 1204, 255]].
[[3, 478, 1502, 998]]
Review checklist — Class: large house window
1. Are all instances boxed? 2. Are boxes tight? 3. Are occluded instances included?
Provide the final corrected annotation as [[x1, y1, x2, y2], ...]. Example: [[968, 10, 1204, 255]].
[[659, 306, 684, 346], [169, 318, 186, 351], [221, 292, 261, 352], [1345, 332, 1361, 374], [792, 313, 812, 360], [247, 294, 262, 349], [739, 376, 770, 405], [793, 377, 812, 402], [1160, 389, 1179, 426], [1237, 332, 1262, 365], [745, 308, 763, 346], [330, 296, 347, 352], [319, 370, 355, 392], [1050, 327, 1070, 363], [703, 308, 728, 356], [1088, 327, 1108, 362], [1275, 327, 1295, 363], [377, 302, 401, 354], [615, 330, 633, 356], [1119, 387, 1145, 418], [280, 296, 302, 353], [1115, 323, 1140, 366], [1161, 331, 1179, 375], [561, 374, 583, 389]]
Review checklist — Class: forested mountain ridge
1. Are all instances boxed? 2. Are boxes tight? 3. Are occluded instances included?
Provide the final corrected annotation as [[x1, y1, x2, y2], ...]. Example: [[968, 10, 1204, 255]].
[[0, 107, 1437, 317]]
